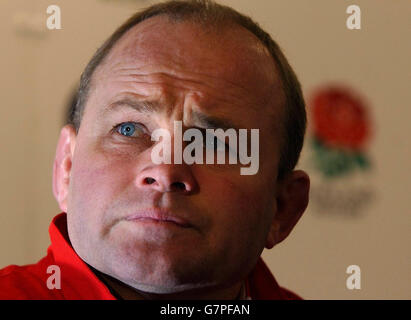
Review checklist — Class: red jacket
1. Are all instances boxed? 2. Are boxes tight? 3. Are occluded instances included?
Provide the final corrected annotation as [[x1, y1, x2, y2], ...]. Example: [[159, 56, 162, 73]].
[[0, 213, 302, 300]]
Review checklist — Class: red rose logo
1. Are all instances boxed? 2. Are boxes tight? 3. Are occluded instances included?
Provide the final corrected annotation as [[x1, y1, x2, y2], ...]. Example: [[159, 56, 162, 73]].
[[311, 87, 371, 150]]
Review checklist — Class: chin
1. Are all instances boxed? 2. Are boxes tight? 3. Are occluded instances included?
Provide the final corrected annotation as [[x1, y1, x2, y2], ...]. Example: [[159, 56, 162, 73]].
[[109, 252, 217, 292]]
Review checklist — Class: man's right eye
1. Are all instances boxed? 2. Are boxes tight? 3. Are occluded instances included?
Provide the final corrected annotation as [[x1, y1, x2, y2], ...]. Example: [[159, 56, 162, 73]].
[[114, 122, 146, 138]]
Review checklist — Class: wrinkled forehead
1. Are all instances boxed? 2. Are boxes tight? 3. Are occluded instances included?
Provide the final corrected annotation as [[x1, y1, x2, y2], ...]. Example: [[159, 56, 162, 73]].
[[94, 15, 284, 112]]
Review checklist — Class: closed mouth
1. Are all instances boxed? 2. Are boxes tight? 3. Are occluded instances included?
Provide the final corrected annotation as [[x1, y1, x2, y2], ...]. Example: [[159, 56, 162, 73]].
[[126, 209, 192, 228]]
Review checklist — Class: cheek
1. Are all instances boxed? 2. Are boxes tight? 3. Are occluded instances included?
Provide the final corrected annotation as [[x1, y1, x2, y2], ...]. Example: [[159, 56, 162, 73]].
[[71, 156, 122, 202], [197, 170, 274, 247], [67, 143, 136, 225], [67, 143, 141, 260], [195, 171, 275, 277]]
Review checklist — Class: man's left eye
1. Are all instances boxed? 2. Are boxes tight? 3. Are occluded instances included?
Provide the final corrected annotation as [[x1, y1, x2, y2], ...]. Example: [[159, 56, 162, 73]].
[[115, 122, 146, 137]]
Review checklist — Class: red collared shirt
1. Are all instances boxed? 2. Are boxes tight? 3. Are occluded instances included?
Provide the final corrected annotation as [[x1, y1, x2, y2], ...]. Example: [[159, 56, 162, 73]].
[[0, 213, 302, 300]]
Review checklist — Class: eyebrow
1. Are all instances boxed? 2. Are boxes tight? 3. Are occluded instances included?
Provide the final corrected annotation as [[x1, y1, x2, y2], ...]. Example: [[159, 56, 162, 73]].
[[102, 98, 162, 115], [102, 97, 239, 130]]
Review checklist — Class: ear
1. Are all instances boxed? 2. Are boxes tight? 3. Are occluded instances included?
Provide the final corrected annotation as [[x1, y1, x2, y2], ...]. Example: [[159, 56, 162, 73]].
[[265, 170, 310, 249], [52, 124, 77, 213]]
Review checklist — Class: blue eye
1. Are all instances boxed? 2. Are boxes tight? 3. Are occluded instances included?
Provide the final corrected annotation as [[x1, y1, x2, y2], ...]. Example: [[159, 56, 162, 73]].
[[116, 122, 143, 137]]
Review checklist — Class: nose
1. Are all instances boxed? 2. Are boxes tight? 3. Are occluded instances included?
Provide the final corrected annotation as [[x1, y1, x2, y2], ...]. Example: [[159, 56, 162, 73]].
[[136, 163, 198, 194]]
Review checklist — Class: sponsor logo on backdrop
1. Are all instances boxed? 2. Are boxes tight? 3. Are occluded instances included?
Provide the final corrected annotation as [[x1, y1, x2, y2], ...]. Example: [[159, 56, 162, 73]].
[[308, 86, 374, 217]]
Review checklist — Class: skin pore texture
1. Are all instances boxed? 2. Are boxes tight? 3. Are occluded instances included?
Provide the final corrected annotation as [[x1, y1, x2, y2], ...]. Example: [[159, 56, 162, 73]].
[[53, 15, 310, 300]]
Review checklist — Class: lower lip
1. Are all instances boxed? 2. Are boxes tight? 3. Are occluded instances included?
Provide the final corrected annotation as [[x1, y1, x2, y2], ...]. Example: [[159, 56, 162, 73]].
[[127, 217, 190, 228]]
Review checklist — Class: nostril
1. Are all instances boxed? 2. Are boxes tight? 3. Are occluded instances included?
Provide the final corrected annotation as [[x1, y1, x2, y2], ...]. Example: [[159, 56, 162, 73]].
[[144, 177, 156, 185], [171, 182, 186, 191], [141, 177, 189, 192]]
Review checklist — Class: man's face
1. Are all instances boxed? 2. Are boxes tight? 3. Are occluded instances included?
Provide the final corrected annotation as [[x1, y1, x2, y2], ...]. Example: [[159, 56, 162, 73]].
[[64, 17, 285, 294]]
